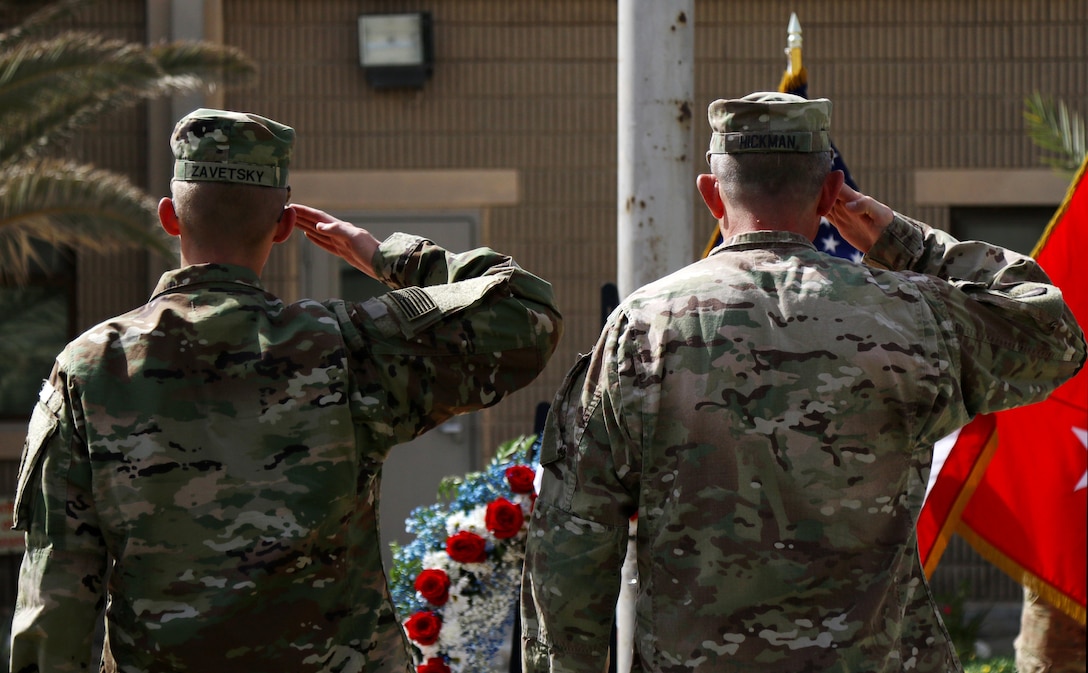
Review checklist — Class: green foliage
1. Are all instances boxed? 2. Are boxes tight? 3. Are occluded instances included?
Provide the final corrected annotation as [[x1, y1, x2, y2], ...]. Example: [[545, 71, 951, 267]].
[[964, 656, 1017, 673], [1024, 92, 1086, 177], [493, 433, 538, 463], [935, 580, 990, 663], [436, 434, 537, 502], [0, 0, 257, 283], [385, 541, 415, 596], [0, 159, 167, 280]]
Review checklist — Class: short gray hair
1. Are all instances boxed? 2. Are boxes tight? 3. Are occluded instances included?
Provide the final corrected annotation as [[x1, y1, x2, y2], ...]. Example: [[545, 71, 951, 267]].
[[711, 150, 833, 212]]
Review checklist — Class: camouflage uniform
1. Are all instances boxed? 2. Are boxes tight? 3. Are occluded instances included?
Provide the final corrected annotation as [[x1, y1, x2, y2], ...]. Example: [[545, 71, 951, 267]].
[[521, 93, 1087, 673], [10, 109, 563, 673]]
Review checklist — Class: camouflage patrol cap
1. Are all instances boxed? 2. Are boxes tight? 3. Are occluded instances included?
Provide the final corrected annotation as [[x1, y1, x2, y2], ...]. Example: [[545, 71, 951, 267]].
[[171, 108, 294, 188], [705, 91, 832, 162]]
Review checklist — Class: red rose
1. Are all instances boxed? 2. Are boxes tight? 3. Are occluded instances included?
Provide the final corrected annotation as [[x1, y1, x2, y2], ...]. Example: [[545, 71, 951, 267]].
[[505, 465, 536, 494], [417, 658, 451, 673], [404, 611, 442, 645], [414, 568, 451, 606], [485, 497, 525, 539], [446, 530, 488, 563]]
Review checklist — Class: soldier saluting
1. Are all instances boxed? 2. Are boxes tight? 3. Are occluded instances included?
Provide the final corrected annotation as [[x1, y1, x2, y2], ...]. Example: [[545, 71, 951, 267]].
[[11, 108, 562, 672], [521, 92, 1085, 673]]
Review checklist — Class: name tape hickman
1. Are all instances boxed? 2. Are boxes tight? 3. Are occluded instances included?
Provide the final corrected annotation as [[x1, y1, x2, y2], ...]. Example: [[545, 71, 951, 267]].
[[730, 133, 806, 151], [177, 161, 280, 187], [718, 131, 818, 152]]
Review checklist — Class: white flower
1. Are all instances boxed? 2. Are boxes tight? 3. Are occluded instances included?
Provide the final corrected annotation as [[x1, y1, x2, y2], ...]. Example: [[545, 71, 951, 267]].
[[446, 506, 487, 536], [421, 551, 449, 571]]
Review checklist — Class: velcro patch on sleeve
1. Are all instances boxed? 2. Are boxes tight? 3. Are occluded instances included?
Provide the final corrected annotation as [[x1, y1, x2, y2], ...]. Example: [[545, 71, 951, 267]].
[[386, 286, 439, 322]]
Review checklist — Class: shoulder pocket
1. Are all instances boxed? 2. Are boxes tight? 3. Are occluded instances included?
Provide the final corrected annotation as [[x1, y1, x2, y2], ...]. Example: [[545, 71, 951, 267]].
[[370, 276, 507, 339], [13, 382, 63, 531]]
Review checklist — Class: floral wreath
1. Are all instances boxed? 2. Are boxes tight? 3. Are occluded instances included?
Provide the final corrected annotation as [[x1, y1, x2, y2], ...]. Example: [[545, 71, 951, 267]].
[[390, 435, 538, 673]]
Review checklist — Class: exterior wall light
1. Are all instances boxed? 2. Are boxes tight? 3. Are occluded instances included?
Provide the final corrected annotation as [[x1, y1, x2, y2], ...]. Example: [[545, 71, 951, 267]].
[[357, 12, 434, 89]]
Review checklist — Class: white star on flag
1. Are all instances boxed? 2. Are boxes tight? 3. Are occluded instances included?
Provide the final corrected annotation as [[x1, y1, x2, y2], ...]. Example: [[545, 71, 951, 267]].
[[1074, 426, 1087, 492], [816, 219, 863, 263]]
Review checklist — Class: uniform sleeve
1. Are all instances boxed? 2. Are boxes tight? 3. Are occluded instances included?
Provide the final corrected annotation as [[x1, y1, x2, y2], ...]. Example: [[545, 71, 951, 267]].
[[521, 314, 640, 673], [338, 233, 563, 444], [10, 371, 108, 672], [864, 213, 1086, 443]]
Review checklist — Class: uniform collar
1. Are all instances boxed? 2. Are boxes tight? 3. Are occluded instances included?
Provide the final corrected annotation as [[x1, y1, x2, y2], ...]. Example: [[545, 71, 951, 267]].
[[709, 230, 816, 255], [151, 263, 266, 299]]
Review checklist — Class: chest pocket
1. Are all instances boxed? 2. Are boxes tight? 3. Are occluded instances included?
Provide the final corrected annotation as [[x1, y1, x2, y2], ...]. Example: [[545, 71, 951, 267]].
[[13, 382, 64, 531]]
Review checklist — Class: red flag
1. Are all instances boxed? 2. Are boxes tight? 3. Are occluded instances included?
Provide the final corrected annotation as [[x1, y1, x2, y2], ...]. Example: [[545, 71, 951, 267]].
[[920, 157, 1088, 625], [917, 414, 999, 576]]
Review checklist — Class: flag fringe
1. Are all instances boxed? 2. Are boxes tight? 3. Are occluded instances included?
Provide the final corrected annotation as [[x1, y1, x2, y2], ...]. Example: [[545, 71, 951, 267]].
[[777, 65, 808, 94], [956, 523, 1087, 626], [1031, 155, 1088, 257], [922, 421, 1000, 578]]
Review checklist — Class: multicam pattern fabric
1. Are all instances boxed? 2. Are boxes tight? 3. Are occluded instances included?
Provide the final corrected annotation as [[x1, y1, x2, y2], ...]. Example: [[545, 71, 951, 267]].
[[171, 107, 294, 187], [706, 92, 832, 158], [521, 214, 1086, 673], [10, 233, 562, 673]]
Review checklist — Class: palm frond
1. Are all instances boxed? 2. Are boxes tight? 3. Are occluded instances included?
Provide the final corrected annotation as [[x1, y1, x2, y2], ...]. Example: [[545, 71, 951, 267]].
[[0, 34, 159, 150], [0, 0, 254, 281], [1023, 92, 1087, 176], [0, 88, 119, 165], [0, 159, 173, 283], [0, 0, 91, 52], [149, 40, 257, 93], [0, 34, 257, 163]]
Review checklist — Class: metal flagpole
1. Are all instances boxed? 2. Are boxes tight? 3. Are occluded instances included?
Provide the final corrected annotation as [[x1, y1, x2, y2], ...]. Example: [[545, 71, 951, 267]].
[[616, 0, 694, 299], [615, 6, 694, 671]]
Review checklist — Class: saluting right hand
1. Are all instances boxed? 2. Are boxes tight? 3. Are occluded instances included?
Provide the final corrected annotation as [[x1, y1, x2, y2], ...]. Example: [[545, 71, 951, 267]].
[[826, 184, 895, 255], [292, 204, 382, 278]]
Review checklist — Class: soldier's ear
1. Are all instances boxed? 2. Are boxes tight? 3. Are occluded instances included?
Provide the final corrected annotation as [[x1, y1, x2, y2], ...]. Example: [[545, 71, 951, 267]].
[[816, 170, 846, 217], [158, 198, 181, 237], [696, 174, 725, 219], [272, 205, 296, 244]]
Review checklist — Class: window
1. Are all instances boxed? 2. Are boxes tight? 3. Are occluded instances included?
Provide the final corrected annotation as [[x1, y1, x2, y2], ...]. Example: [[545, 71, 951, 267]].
[[949, 206, 1052, 256], [0, 245, 75, 418]]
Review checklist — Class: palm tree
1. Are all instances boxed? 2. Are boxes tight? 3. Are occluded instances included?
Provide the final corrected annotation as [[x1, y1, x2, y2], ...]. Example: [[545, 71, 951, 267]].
[[0, 0, 257, 283], [1024, 92, 1086, 179], [0, 0, 256, 416]]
